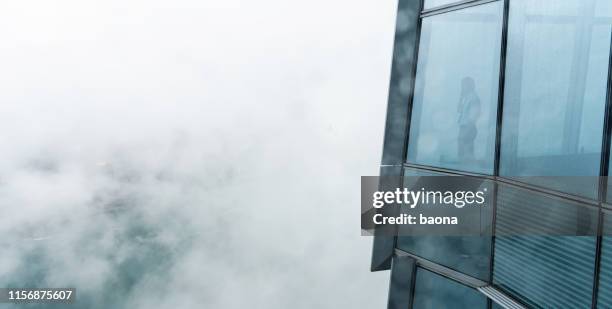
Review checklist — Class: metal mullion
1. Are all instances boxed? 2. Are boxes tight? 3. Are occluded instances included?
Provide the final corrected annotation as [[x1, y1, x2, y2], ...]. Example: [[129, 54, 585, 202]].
[[494, 177, 600, 209], [395, 0, 425, 259], [403, 162, 494, 178], [397, 3, 424, 304], [401, 1, 426, 166], [395, 248, 488, 288], [396, 249, 529, 309], [492, 0, 509, 177], [489, 0, 510, 295], [403, 162, 602, 210], [591, 28, 612, 309], [602, 202, 612, 211], [479, 286, 528, 309], [421, 0, 500, 18]]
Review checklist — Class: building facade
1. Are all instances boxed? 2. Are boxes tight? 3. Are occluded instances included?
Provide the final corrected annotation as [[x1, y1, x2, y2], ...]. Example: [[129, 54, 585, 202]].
[[372, 0, 612, 308]]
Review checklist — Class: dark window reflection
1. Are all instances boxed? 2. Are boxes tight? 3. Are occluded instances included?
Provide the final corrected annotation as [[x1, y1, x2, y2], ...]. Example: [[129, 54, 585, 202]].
[[457, 77, 481, 164], [398, 169, 492, 281], [493, 182, 598, 307], [494, 236, 596, 308], [495, 184, 598, 236], [413, 268, 487, 309], [596, 211, 612, 307], [397, 236, 491, 280]]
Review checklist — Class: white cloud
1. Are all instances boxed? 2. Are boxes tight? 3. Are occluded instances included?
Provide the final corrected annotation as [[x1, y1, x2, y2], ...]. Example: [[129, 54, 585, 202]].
[[0, 0, 396, 308]]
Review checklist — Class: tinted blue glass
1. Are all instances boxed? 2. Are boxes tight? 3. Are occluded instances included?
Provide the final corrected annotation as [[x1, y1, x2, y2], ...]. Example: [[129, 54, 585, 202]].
[[494, 2, 609, 305], [493, 185, 597, 307], [407, 2, 502, 174], [413, 268, 487, 309], [494, 236, 596, 308], [397, 236, 491, 280], [397, 169, 492, 280], [500, 0, 611, 184], [495, 184, 598, 236], [597, 212, 612, 307]]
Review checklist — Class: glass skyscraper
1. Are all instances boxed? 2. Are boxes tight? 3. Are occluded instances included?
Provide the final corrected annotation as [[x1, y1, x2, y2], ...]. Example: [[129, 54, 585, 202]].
[[372, 0, 612, 308]]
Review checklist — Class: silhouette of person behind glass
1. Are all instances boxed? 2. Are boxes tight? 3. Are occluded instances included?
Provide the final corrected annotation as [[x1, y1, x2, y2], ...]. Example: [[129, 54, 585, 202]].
[[457, 77, 481, 162]]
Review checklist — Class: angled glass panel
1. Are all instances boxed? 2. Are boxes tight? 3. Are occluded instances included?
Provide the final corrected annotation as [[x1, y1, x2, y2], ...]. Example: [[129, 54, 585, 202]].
[[499, 0, 611, 197], [388, 255, 416, 309], [413, 268, 487, 309], [407, 2, 503, 174]]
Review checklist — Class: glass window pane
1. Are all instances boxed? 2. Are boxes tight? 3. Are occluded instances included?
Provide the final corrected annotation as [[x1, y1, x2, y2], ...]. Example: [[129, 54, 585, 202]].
[[493, 183, 598, 308], [397, 236, 491, 280], [495, 184, 598, 236], [495, 2, 609, 305], [494, 236, 596, 308], [413, 268, 487, 309], [596, 0, 612, 17], [499, 0, 611, 184], [407, 2, 503, 174], [493, 185, 597, 307], [397, 168, 493, 281]]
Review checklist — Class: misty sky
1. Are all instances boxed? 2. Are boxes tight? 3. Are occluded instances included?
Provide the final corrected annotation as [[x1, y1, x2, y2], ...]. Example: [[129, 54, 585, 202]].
[[0, 1, 396, 308]]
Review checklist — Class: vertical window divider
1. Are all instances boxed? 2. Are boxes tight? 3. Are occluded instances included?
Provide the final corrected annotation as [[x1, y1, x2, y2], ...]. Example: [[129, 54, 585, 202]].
[[591, 28, 612, 309], [400, 0, 425, 164], [397, 0, 425, 266], [489, 0, 510, 292]]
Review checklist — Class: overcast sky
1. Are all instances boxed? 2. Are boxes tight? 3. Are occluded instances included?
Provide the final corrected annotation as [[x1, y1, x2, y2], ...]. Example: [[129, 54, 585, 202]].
[[0, 1, 396, 308]]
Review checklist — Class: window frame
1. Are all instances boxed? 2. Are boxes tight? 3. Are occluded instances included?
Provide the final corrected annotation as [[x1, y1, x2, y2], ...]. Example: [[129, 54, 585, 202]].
[[375, 0, 612, 308]]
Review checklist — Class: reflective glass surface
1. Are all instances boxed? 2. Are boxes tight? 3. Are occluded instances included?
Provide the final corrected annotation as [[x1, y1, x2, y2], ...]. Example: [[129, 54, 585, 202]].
[[397, 236, 491, 280], [499, 0, 611, 184], [494, 236, 596, 308], [397, 168, 492, 280], [495, 184, 598, 236], [407, 2, 503, 174], [493, 181, 598, 307], [397, 172, 492, 280], [413, 268, 487, 309], [494, 2, 610, 305], [400, 0, 612, 307]]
